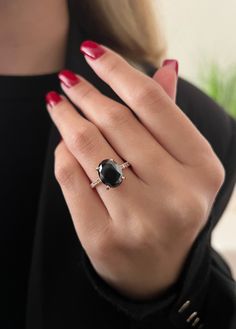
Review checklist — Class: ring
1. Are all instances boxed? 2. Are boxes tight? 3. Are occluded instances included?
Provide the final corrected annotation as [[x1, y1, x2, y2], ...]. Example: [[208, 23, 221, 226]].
[[90, 158, 131, 190]]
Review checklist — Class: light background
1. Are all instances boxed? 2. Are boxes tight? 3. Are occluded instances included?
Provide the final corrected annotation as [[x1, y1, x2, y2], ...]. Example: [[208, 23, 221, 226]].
[[158, 0, 236, 82], [157, 0, 236, 277]]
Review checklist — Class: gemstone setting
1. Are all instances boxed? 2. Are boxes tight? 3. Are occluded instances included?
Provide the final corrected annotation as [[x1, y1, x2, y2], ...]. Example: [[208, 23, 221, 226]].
[[97, 159, 123, 188]]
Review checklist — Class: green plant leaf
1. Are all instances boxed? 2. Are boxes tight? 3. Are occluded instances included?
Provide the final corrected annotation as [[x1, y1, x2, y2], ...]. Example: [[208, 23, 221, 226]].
[[198, 61, 236, 118]]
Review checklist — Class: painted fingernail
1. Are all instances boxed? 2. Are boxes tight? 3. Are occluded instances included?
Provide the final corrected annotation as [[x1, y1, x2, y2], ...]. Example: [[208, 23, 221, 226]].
[[162, 59, 179, 75], [45, 91, 62, 107], [80, 40, 105, 59], [58, 69, 80, 88]]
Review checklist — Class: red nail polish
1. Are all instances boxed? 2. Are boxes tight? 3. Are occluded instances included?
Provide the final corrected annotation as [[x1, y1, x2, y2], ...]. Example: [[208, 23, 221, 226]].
[[80, 40, 105, 59], [162, 59, 179, 75], [58, 69, 80, 88], [45, 91, 62, 107]]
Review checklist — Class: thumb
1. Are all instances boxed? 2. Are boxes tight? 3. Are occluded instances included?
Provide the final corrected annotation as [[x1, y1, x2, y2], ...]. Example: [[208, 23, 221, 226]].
[[152, 59, 179, 102]]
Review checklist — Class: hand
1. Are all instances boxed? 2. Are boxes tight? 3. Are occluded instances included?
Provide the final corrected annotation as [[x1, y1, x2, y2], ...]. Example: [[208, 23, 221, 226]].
[[45, 41, 225, 300]]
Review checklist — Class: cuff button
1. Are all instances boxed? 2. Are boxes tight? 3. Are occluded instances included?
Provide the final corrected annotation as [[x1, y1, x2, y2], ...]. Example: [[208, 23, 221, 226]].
[[187, 311, 198, 323], [191, 316, 200, 327], [178, 300, 191, 313]]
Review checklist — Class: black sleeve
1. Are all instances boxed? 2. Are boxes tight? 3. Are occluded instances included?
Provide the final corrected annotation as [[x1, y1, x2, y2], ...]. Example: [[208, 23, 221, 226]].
[[81, 78, 236, 329]]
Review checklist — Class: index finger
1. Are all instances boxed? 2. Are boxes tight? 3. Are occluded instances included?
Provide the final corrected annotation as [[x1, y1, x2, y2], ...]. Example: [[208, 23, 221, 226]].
[[80, 40, 213, 166]]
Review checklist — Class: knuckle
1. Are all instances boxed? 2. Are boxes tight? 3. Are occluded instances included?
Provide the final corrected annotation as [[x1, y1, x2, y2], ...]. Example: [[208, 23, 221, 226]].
[[91, 236, 114, 262], [103, 57, 120, 78], [172, 192, 207, 231], [210, 160, 225, 190], [54, 141, 64, 158], [204, 155, 226, 191], [78, 86, 98, 104], [54, 160, 75, 187], [102, 105, 130, 129], [132, 84, 163, 109], [69, 124, 97, 155]]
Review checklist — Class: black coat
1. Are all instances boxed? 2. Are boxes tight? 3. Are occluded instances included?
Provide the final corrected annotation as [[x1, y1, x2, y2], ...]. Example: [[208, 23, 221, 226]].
[[25, 4, 236, 329]]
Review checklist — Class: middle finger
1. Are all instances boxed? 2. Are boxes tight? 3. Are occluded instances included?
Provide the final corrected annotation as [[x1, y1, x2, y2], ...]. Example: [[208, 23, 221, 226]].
[[80, 41, 212, 166], [58, 70, 175, 183]]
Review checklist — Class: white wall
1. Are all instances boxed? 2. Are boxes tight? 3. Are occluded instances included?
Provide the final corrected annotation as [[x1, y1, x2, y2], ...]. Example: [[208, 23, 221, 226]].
[[157, 0, 236, 83]]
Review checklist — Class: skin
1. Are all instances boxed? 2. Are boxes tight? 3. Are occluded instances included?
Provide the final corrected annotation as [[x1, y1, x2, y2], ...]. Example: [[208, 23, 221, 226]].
[[0, 0, 69, 75], [47, 45, 225, 299], [1, 1, 225, 299]]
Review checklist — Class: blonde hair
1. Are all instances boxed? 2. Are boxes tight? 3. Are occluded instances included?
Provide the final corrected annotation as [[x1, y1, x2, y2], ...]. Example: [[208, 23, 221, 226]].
[[73, 0, 166, 71]]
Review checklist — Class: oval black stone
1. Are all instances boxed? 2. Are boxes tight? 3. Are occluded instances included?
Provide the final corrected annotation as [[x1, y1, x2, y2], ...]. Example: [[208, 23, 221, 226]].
[[97, 159, 123, 188]]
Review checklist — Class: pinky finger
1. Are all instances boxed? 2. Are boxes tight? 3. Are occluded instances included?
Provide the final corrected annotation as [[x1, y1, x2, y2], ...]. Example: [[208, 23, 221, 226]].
[[54, 140, 111, 252], [152, 60, 178, 102]]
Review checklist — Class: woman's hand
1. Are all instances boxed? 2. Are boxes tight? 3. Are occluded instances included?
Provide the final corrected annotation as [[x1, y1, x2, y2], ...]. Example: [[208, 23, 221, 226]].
[[45, 41, 225, 300]]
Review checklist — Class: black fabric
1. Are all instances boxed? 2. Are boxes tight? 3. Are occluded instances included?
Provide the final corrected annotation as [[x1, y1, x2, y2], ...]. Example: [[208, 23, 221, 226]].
[[0, 73, 61, 328], [1, 2, 236, 328]]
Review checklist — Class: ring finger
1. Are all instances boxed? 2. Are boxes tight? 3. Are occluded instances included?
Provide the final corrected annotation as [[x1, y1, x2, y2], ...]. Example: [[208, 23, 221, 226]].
[[54, 140, 111, 247], [45, 91, 140, 216]]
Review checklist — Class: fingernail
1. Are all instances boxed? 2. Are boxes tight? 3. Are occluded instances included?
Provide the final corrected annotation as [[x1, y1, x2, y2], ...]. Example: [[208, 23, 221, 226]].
[[58, 69, 80, 88], [80, 40, 105, 59], [162, 59, 179, 75], [45, 91, 62, 107]]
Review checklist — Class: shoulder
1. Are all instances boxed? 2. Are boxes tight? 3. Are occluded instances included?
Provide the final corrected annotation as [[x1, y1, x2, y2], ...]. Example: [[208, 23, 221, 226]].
[[176, 77, 236, 222], [145, 64, 236, 165], [176, 77, 235, 165], [146, 64, 236, 221], [145, 65, 235, 165]]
